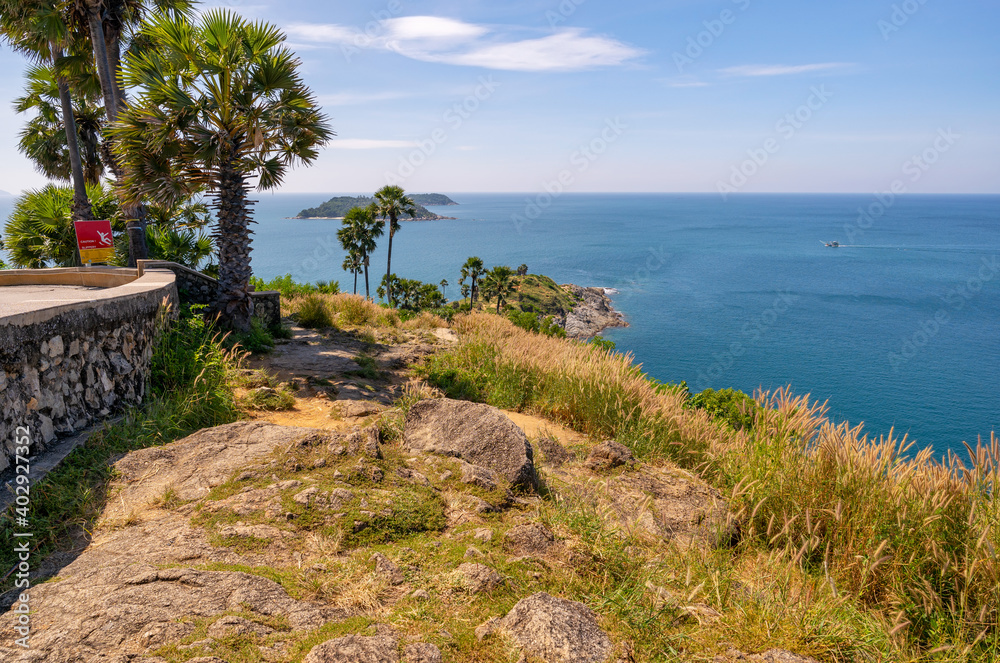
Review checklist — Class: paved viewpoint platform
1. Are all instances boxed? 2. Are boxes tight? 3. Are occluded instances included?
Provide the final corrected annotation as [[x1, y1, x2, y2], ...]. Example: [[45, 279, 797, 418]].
[[0, 284, 107, 318]]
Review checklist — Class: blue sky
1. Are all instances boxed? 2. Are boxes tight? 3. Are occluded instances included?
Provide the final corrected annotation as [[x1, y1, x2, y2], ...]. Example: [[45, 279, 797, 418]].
[[0, 0, 997, 194]]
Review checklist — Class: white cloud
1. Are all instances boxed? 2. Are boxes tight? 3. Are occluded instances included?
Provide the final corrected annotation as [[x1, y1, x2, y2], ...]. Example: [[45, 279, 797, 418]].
[[284, 16, 643, 72], [719, 63, 852, 77], [327, 139, 421, 150], [383, 16, 488, 42]]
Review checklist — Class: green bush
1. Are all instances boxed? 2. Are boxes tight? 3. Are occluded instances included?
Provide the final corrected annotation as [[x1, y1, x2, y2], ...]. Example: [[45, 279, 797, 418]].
[[507, 310, 566, 338], [294, 294, 334, 329], [226, 318, 275, 354], [250, 273, 339, 298], [687, 387, 758, 431]]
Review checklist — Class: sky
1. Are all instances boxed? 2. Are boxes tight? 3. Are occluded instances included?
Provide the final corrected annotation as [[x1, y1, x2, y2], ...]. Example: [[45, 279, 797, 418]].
[[0, 0, 997, 195]]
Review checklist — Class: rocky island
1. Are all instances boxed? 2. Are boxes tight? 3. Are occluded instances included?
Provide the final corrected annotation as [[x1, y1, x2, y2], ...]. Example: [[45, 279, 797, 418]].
[[294, 194, 458, 221], [505, 273, 627, 338]]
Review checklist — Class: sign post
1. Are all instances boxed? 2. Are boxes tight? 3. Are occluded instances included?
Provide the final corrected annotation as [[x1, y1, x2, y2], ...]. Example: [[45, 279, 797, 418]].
[[73, 219, 114, 265]]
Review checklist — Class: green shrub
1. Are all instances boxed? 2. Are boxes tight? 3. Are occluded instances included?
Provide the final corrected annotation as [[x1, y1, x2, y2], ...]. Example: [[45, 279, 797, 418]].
[[294, 294, 334, 329], [688, 387, 758, 431], [226, 318, 275, 354], [250, 273, 339, 298], [507, 310, 566, 338]]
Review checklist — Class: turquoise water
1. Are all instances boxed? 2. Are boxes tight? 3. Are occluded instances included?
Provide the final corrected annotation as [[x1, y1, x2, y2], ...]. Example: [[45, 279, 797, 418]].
[[4, 192, 998, 457]]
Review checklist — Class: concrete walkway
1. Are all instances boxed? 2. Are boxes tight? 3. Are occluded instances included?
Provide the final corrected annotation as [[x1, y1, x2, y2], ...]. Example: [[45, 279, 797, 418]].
[[0, 284, 106, 318]]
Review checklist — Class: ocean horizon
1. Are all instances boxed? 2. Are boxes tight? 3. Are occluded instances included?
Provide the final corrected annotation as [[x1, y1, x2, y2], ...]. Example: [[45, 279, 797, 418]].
[[2, 192, 997, 459]]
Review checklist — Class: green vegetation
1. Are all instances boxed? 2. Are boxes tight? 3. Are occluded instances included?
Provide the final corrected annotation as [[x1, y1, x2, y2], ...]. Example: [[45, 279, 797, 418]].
[[297, 195, 446, 220], [687, 387, 759, 432], [378, 274, 446, 311], [506, 310, 566, 338], [509, 273, 579, 317], [337, 205, 383, 298], [0, 305, 244, 592], [294, 293, 336, 329], [249, 273, 340, 298], [419, 313, 1000, 661]]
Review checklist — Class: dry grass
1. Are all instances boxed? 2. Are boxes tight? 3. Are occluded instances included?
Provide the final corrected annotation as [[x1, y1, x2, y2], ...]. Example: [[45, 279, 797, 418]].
[[422, 313, 1000, 660], [282, 293, 404, 329]]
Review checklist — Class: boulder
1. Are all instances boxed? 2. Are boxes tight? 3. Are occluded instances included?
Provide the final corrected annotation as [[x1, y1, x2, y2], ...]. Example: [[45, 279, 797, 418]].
[[496, 592, 612, 663], [304, 634, 398, 663], [503, 523, 555, 555], [404, 642, 443, 663], [371, 552, 405, 585], [404, 399, 536, 490], [455, 563, 503, 593], [584, 441, 635, 472]]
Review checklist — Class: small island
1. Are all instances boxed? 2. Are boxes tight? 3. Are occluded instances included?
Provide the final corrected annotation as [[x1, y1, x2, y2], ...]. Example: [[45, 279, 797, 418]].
[[293, 194, 458, 220]]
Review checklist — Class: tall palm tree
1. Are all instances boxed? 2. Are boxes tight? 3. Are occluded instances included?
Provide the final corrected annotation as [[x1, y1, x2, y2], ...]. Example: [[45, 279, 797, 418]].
[[460, 256, 485, 307], [440, 278, 449, 298], [373, 185, 415, 306], [0, 0, 94, 223], [112, 11, 332, 330], [481, 265, 516, 313], [14, 63, 106, 185], [338, 205, 383, 300], [342, 251, 362, 295]]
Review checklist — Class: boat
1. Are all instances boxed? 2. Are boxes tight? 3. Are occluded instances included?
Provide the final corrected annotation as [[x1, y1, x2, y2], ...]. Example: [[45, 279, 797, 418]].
[[824, 241, 840, 247]]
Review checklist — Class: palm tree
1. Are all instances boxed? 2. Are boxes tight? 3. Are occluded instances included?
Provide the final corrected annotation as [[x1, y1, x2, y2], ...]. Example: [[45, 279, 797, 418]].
[[460, 256, 485, 307], [0, 0, 94, 223], [338, 206, 383, 300], [517, 263, 528, 276], [14, 63, 106, 185], [481, 265, 516, 313], [112, 11, 332, 330], [373, 185, 415, 306], [3, 183, 118, 268], [440, 278, 449, 298]]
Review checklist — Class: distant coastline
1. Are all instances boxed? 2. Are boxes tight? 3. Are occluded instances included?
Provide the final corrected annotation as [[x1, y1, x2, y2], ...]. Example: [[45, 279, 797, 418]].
[[293, 193, 459, 221]]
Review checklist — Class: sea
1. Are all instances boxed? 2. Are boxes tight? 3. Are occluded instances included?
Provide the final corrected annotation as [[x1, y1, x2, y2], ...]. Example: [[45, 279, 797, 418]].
[[3, 192, 998, 459]]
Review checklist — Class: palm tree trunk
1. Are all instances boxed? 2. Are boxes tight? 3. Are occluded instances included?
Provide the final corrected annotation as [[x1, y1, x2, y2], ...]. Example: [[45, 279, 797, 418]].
[[471, 277, 477, 306], [86, 4, 120, 120], [213, 144, 254, 331], [363, 259, 370, 300], [353, 269, 358, 295], [55, 71, 92, 225], [85, 5, 148, 267], [385, 225, 394, 305]]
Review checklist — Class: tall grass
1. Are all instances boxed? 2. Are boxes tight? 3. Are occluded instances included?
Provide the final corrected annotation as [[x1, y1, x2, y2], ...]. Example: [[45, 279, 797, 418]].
[[282, 292, 403, 329], [423, 313, 1000, 660], [0, 307, 245, 590]]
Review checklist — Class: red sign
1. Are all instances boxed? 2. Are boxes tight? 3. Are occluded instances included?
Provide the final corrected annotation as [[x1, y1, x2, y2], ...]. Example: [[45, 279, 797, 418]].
[[74, 219, 114, 263]]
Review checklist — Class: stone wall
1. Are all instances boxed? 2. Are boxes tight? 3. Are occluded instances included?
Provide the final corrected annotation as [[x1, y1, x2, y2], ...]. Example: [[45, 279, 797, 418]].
[[137, 260, 281, 329], [0, 269, 177, 472]]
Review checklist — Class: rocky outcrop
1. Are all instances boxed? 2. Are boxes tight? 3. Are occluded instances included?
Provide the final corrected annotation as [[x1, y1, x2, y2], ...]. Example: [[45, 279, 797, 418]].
[[305, 634, 399, 663], [562, 285, 627, 339], [404, 398, 537, 490], [585, 440, 636, 472], [490, 592, 613, 663]]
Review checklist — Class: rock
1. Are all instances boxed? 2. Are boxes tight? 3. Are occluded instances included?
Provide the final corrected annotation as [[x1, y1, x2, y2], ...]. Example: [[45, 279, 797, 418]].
[[497, 592, 612, 663], [404, 399, 537, 490], [48, 335, 64, 357], [371, 552, 405, 585], [584, 441, 635, 472], [339, 400, 387, 418], [404, 643, 443, 663], [455, 563, 503, 593], [475, 617, 500, 641], [459, 461, 501, 490], [562, 285, 628, 339], [472, 527, 494, 542], [535, 436, 573, 467], [207, 615, 275, 638], [411, 589, 430, 601], [293, 487, 320, 505], [503, 523, 555, 555], [345, 424, 383, 459], [396, 467, 431, 486], [464, 546, 483, 558], [304, 634, 399, 663]]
